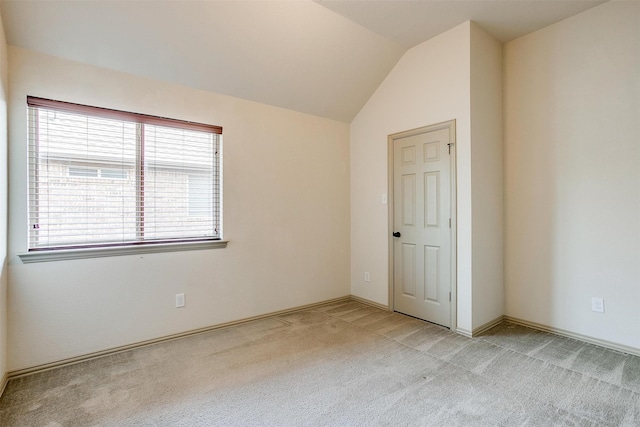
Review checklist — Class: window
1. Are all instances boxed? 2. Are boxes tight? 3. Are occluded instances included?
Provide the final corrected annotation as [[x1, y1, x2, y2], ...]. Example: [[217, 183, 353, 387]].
[[27, 96, 223, 252]]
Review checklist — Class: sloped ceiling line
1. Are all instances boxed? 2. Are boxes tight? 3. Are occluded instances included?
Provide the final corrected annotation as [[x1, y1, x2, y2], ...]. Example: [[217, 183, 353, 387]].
[[1, 0, 605, 122]]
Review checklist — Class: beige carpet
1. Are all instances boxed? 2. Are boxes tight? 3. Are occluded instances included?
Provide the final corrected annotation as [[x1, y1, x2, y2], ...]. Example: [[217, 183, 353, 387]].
[[1, 300, 639, 426]]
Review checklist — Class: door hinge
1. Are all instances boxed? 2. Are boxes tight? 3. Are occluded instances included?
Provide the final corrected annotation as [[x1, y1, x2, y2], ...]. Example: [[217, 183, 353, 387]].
[[449, 218, 451, 228], [449, 292, 451, 302], [447, 143, 454, 154]]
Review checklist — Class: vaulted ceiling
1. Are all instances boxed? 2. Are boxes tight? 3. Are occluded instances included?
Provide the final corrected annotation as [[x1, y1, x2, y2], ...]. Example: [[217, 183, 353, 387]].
[[1, 0, 605, 122]]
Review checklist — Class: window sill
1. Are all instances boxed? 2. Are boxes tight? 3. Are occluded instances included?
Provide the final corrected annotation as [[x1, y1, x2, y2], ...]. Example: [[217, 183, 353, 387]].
[[18, 240, 228, 264]]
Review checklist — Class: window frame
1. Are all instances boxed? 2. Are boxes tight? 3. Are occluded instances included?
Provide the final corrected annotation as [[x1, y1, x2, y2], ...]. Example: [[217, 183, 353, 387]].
[[19, 97, 227, 263]]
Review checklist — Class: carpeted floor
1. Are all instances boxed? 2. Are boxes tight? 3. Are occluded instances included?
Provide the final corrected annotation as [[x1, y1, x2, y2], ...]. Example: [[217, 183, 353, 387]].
[[1, 300, 639, 426]]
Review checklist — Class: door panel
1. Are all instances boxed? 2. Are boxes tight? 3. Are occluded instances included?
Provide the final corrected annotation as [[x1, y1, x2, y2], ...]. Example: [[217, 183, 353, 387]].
[[424, 171, 439, 227], [393, 124, 452, 327], [401, 174, 416, 226], [402, 244, 416, 297], [424, 245, 439, 302]]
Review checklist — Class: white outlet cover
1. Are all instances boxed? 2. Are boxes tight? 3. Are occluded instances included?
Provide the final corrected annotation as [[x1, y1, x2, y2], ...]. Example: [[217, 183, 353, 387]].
[[176, 293, 186, 308], [364, 272, 370, 282], [381, 194, 387, 205], [591, 297, 604, 313]]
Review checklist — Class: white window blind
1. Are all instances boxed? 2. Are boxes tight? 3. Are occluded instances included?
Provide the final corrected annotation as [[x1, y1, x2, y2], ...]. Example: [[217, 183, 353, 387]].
[[27, 97, 222, 251]]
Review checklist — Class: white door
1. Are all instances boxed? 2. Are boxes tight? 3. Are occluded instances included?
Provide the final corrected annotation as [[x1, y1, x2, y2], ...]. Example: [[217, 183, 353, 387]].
[[392, 122, 454, 327]]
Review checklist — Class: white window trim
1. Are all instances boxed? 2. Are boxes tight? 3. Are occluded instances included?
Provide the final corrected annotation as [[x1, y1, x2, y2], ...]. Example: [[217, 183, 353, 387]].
[[18, 240, 228, 263]]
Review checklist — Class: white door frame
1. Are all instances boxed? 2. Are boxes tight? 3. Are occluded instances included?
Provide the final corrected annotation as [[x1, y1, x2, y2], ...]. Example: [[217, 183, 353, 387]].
[[387, 120, 457, 330]]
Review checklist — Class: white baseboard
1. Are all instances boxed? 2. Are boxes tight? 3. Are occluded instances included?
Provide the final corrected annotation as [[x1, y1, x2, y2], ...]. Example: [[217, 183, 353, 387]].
[[503, 315, 640, 357], [350, 295, 391, 311], [8, 295, 352, 379], [472, 315, 505, 336], [7, 299, 639, 386], [459, 314, 640, 358], [454, 316, 504, 338], [0, 370, 8, 398], [456, 327, 472, 337]]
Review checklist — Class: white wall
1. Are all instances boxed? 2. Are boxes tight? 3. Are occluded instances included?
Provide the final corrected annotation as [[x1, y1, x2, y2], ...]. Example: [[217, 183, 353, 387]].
[[504, 1, 640, 349], [0, 8, 8, 384], [469, 23, 504, 330], [7, 48, 351, 371], [350, 22, 474, 332], [350, 21, 504, 334]]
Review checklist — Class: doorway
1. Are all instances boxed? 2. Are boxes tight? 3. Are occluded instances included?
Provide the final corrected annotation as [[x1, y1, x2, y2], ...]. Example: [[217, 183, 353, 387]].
[[388, 120, 456, 328]]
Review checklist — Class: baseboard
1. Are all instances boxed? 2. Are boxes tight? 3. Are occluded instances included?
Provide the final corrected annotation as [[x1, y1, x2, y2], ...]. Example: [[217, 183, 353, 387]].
[[458, 315, 640, 358], [456, 327, 472, 338], [10, 299, 638, 382], [454, 316, 505, 337], [350, 295, 390, 311], [8, 295, 352, 380], [504, 315, 640, 358], [0, 370, 8, 398], [472, 315, 505, 336]]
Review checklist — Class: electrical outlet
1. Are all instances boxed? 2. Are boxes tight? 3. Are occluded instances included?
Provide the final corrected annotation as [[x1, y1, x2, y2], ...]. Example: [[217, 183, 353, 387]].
[[176, 293, 186, 308], [381, 194, 388, 205], [591, 297, 604, 313], [364, 272, 370, 282]]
